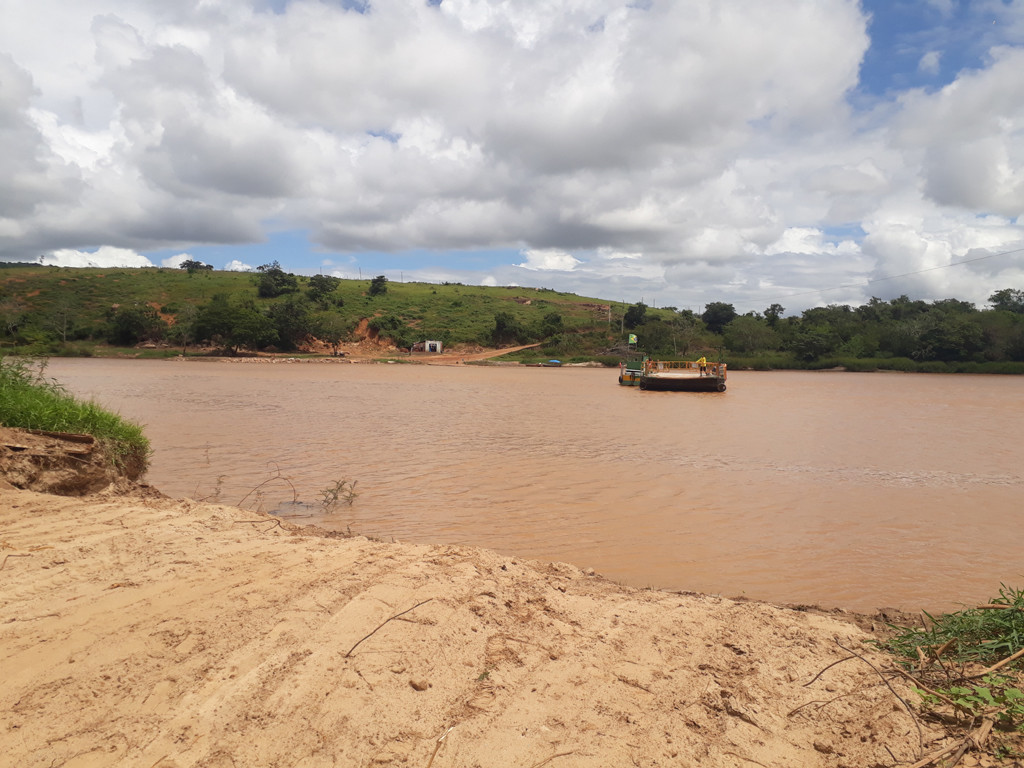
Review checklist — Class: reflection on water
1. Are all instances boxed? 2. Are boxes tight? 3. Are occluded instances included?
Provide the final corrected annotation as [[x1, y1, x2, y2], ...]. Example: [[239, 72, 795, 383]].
[[46, 358, 1024, 613]]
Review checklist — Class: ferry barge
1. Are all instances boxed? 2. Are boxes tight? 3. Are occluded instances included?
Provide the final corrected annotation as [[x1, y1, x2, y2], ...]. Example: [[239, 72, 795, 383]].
[[639, 357, 727, 392], [620, 356, 727, 392]]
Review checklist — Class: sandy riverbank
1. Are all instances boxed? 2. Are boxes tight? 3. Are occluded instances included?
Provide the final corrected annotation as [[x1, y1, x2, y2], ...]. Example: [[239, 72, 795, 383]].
[[0, 478, 964, 768], [3, 425, 992, 766]]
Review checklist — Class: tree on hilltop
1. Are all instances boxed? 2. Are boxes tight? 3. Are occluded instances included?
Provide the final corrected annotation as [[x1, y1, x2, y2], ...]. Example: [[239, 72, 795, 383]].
[[180, 259, 213, 275], [256, 261, 299, 298], [368, 275, 388, 297], [308, 274, 343, 308]]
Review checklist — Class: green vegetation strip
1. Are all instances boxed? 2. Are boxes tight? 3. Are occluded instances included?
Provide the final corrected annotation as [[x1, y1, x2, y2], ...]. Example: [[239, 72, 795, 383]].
[[883, 585, 1024, 756], [2, 264, 1022, 370], [0, 355, 150, 478]]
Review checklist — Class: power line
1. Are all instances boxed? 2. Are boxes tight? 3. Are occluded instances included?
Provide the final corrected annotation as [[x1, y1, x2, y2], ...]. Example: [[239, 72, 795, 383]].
[[767, 244, 1024, 304]]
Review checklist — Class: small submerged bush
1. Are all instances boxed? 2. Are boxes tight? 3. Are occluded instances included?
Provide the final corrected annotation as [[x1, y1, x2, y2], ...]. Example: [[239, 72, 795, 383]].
[[319, 478, 358, 511], [0, 355, 151, 478]]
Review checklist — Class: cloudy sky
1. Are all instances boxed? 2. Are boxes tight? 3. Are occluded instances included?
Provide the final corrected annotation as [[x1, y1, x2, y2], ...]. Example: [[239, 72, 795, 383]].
[[1, 0, 1022, 314]]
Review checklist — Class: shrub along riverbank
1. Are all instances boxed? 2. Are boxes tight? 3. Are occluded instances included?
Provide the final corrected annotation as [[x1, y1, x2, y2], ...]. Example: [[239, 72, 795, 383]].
[[881, 586, 1024, 763], [0, 354, 150, 478], [725, 353, 1024, 375]]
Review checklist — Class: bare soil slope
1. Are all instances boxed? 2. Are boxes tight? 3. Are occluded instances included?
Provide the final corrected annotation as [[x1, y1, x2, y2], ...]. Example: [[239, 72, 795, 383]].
[[0, 426, 151, 497]]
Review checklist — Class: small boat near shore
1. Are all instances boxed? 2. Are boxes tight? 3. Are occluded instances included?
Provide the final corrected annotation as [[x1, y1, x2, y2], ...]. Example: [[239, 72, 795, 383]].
[[619, 356, 727, 392], [618, 359, 644, 386]]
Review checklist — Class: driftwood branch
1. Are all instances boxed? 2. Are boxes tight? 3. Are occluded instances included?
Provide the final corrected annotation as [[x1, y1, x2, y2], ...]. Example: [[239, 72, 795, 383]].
[[236, 464, 298, 508], [801, 654, 857, 687], [906, 718, 993, 768], [969, 645, 1024, 678], [344, 599, 433, 658], [890, 667, 958, 709]]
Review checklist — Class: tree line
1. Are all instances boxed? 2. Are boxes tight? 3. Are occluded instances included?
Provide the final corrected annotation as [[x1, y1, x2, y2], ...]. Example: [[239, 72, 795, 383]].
[[621, 289, 1024, 370]]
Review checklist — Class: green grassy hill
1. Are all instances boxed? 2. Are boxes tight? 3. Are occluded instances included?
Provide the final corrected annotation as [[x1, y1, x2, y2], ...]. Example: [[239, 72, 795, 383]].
[[0, 264, 660, 361]]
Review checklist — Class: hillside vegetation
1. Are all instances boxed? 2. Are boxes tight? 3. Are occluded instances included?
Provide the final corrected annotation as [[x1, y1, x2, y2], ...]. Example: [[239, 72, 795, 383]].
[[2, 263, 1024, 373], [0, 263, 643, 363]]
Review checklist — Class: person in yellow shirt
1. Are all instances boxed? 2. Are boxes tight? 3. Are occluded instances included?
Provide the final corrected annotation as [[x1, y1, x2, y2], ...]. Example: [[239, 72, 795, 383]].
[[697, 356, 707, 375]]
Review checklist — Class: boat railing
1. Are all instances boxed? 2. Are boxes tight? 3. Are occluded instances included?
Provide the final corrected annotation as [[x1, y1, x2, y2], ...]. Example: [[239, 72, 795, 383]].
[[642, 359, 727, 377]]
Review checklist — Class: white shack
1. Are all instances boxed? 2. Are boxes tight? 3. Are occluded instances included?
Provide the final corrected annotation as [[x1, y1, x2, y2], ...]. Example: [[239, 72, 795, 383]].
[[412, 340, 443, 353]]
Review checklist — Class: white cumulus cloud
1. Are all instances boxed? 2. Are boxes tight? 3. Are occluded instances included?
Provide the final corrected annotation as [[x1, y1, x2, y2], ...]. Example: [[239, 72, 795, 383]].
[[160, 253, 194, 268], [0, 0, 1021, 312], [516, 249, 582, 271], [39, 246, 154, 268]]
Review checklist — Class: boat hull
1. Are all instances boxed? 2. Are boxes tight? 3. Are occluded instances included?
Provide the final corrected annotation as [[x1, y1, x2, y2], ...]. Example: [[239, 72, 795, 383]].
[[618, 360, 644, 386], [618, 371, 642, 386], [640, 375, 726, 392]]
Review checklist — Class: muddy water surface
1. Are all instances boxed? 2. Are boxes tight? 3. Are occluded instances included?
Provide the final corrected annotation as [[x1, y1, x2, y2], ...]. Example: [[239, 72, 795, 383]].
[[46, 358, 1024, 613]]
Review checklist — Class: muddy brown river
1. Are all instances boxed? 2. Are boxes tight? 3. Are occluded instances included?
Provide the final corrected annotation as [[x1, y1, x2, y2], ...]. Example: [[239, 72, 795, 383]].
[[44, 358, 1024, 613]]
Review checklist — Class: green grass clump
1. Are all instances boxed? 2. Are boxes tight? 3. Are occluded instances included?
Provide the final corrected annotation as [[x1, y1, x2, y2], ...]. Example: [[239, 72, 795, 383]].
[[887, 585, 1024, 666], [883, 585, 1024, 747], [0, 355, 151, 478]]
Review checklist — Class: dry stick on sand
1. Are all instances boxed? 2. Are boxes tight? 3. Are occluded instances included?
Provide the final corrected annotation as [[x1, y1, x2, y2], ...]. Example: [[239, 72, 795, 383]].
[[889, 667, 959, 709], [345, 599, 434, 658], [788, 686, 879, 718], [947, 719, 994, 768], [425, 726, 454, 768], [967, 645, 1024, 678], [801, 654, 858, 688], [234, 518, 285, 531], [833, 640, 926, 760], [906, 718, 994, 768], [0, 552, 31, 571], [527, 751, 576, 768], [932, 637, 956, 660]]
